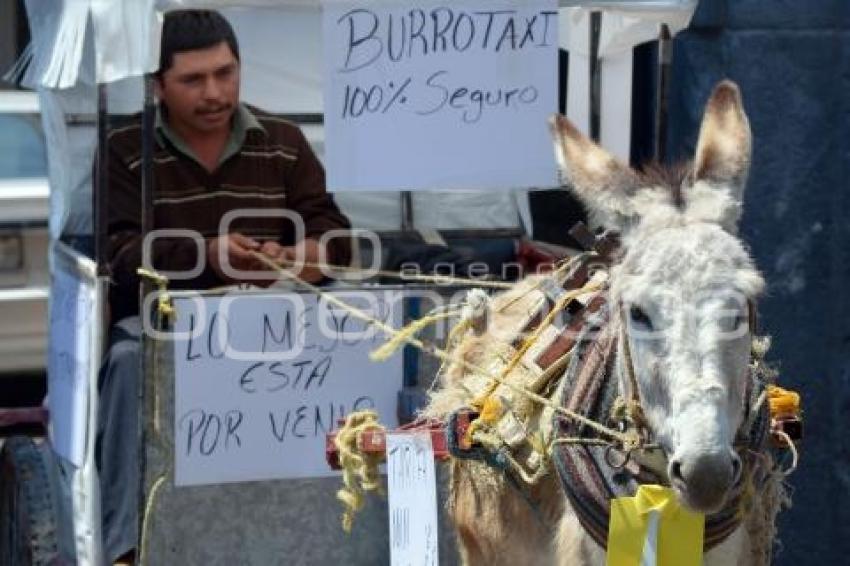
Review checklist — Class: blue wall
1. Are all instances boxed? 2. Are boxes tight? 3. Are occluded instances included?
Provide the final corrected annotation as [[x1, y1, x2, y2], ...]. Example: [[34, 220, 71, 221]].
[[665, 1, 850, 562]]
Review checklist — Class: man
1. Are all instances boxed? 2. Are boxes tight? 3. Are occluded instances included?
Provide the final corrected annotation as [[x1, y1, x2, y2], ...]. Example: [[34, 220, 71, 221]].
[[98, 10, 350, 563]]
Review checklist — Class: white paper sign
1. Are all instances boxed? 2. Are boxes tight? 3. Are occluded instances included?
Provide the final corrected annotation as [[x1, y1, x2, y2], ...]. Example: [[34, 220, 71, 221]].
[[323, 0, 559, 191], [47, 267, 96, 467], [387, 432, 439, 566], [172, 290, 404, 486]]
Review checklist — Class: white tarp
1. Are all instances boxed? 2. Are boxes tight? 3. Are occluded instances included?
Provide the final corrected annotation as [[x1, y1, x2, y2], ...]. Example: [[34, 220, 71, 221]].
[[16, 0, 696, 91], [21, 2, 694, 235], [27, 4, 530, 234], [17, 1, 696, 235], [16, 0, 697, 232], [11, 0, 91, 90]]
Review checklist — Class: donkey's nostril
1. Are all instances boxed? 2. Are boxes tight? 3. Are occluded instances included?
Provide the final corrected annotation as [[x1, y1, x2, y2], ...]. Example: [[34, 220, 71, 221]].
[[669, 459, 684, 484], [667, 453, 738, 512]]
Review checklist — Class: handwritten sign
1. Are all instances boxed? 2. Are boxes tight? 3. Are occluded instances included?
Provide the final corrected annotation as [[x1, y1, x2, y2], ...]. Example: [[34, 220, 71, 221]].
[[47, 266, 96, 467], [386, 432, 439, 566], [323, 0, 559, 191], [172, 290, 404, 486]]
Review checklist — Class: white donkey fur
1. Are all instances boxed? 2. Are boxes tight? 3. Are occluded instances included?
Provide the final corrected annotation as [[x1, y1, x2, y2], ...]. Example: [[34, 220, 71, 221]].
[[423, 81, 782, 565]]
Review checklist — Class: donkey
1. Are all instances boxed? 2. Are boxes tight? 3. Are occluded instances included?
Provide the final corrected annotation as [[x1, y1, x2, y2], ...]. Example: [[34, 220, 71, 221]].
[[423, 81, 784, 565]]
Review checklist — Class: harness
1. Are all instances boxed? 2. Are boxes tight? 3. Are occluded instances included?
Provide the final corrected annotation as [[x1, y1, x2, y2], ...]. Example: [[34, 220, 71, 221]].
[[450, 223, 773, 551], [318, 224, 797, 540]]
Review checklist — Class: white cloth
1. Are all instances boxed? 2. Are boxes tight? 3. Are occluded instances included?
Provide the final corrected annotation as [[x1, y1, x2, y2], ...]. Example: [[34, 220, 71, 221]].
[[18, 1, 696, 89], [91, 0, 161, 84], [18, 0, 696, 234]]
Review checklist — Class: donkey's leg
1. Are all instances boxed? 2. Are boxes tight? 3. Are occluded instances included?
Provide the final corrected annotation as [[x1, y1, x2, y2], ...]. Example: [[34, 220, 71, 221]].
[[449, 461, 502, 566]]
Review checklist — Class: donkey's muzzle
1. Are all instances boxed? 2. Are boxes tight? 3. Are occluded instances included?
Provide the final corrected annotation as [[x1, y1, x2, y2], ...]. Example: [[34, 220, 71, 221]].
[[668, 449, 742, 513]]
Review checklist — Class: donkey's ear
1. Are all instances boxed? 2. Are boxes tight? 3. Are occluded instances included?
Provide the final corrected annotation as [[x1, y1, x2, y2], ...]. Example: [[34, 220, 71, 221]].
[[690, 81, 752, 232], [549, 114, 640, 232]]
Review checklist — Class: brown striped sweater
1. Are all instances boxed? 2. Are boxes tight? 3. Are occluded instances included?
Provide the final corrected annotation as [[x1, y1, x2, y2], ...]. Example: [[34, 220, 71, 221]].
[[106, 103, 351, 321]]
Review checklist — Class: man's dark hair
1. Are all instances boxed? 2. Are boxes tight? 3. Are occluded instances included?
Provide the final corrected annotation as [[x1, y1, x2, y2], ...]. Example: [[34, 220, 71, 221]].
[[158, 10, 240, 76]]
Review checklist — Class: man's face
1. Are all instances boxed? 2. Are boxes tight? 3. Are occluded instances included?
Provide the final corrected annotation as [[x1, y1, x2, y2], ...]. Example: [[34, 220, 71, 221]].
[[156, 41, 240, 136]]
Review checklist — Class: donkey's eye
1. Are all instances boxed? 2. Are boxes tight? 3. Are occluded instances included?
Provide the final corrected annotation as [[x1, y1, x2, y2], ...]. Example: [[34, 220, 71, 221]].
[[733, 309, 748, 330], [629, 305, 653, 329]]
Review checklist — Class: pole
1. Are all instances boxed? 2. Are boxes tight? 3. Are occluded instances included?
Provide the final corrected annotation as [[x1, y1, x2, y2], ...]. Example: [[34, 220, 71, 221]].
[[589, 11, 602, 143], [141, 76, 156, 240], [137, 74, 156, 563], [654, 24, 672, 162], [400, 191, 414, 232], [94, 84, 109, 275]]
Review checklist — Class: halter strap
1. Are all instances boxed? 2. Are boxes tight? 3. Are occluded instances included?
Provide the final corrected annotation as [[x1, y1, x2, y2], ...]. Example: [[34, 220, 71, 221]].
[[551, 310, 771, 552], [618, 314, 642, 408]]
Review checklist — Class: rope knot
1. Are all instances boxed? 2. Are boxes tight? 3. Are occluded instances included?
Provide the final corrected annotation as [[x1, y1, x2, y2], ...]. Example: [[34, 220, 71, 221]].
[[137, 268, 175, 322], [334, 410, 386, 532], [610, 396, 650, 450]]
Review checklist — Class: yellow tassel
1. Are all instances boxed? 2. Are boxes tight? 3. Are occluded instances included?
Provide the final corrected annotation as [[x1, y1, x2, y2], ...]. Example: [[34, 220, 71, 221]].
[[479, 396, 504, 425], [767, 385, 801, 419], [334, 410, 386, 533], [369, 312, 458, 362], [463, 396, 504, 445], [446, 317, 473, 347]]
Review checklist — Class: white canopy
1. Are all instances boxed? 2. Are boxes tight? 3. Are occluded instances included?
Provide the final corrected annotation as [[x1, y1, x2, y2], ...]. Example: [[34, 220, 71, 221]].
[[17, 0, 696, 89], [14, 0, 696, 237]]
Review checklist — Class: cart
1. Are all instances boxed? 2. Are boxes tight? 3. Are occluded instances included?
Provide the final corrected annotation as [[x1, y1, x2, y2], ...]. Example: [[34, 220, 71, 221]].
[[0, 1, 698, 564]]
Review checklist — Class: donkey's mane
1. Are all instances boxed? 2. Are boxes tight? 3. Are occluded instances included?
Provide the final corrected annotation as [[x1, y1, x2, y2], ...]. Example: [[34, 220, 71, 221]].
[[636, 161, 693, 210]]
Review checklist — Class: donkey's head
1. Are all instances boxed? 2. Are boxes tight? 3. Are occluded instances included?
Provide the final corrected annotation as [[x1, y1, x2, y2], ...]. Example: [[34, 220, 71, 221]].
[[550, 81, 763, 513]]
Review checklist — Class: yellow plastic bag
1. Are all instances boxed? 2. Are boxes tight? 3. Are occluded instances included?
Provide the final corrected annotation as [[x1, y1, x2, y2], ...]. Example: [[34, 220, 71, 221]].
[[606, 485, 704, 566]]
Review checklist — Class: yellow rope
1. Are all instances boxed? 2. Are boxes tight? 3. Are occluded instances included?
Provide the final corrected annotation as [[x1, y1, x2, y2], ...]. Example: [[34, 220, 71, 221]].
[[273, 256, 514, 289], [138, 475, 167, 566], [473, 280, 604, 413], [610, 397, 649, 442], [136, 293, 170, 565], [370, 309, 463, 362], [494, 253, 586, 314], [462, 279, 604, 445], [549, 437, 613, 448], [772, 429, 799, 476], [334, 410, 386, 532], [446, 317, 473, 348], [250, 251, 630, 446]]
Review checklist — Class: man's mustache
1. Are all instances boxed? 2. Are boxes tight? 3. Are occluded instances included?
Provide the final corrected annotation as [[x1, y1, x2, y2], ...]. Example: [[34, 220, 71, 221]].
[[196, 104, 232, 115]]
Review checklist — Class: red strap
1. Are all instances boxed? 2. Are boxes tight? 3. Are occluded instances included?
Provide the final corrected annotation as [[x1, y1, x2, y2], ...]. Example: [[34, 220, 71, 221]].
[[326, 418, 453, 470]]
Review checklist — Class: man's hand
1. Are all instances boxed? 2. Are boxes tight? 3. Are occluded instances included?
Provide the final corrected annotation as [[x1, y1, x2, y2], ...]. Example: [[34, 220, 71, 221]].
[[207, 232, 265, 284], [259, 238, 326, 284]]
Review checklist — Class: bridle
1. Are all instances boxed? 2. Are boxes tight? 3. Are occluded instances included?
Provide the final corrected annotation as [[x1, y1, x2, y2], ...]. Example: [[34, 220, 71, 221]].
[[545, 233, 770, 551], [613, 297, 761, 471]]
